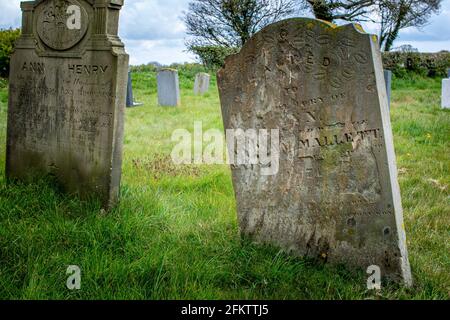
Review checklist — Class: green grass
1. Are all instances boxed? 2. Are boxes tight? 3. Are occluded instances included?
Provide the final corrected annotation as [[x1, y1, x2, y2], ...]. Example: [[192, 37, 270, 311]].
[[0, 71, 449, 300]]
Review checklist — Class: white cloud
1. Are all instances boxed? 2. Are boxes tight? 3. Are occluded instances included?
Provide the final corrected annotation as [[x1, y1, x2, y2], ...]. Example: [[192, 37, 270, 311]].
[[126, 39, 196, 65], [0, 0, 21, 29], [0, 0, 449, 64]]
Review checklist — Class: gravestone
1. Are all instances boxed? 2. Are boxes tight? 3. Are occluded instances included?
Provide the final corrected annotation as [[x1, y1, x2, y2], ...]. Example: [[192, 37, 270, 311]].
[[218, 18, 412, 286], [6, 0, 129, 209], [447, 68, 450, 78], [126, 70, 143, 108], [157, 68, 180, 106], [442, 79, 450, 109], [384, 70, 392, 109], [194, 72, 211, 95]]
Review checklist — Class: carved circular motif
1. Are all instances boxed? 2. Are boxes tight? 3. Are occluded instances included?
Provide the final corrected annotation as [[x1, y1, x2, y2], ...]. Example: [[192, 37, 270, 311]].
[[36, 0, 88, 51]]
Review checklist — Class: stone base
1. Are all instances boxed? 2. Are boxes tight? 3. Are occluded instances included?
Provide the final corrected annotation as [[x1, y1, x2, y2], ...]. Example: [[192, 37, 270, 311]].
[[127, 102, 144, 108]]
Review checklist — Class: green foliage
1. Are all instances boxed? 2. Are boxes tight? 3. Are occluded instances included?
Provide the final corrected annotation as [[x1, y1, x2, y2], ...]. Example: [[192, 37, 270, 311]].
[[189, 45, 240, 71], [0, 28, 21, 78], [0, 74, 448, 299], [383, 51, 450, 78]]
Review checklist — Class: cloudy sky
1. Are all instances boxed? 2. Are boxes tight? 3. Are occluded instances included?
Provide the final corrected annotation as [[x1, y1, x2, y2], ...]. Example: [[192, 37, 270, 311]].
[[1, 0, 449, 65]]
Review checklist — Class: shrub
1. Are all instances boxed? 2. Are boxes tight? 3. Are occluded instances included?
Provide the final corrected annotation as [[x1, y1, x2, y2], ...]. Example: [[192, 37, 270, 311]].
[[0, 28, 21, 78], [188, 45, 239, 71]]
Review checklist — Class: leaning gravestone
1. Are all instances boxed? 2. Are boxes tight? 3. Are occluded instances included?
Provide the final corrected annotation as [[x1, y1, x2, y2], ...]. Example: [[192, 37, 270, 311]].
[[442, 79, 450, 109], [218, 18, 412, 285], [6, 0, 128, 209], [194, 72, 211, 95], [384, 70, 392, 109], [126, 70, 143, 108], [157, 68, 180, 106]]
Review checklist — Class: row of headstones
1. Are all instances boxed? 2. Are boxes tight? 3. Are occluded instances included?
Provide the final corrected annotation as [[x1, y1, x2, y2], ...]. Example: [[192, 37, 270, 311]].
[[442, 68, 450, 109], [126, 69, 211, 107], [126, 67, 450, 110]]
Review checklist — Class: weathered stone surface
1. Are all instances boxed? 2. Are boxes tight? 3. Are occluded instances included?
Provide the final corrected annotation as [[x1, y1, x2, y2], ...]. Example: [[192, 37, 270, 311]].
[[218, 18, 412, 285], [442, 79, 450, 109], [384, 70, 392, 109], [157, 68, 180, 106], [6, 0, 129, 209], [194, 72, 210, 95]]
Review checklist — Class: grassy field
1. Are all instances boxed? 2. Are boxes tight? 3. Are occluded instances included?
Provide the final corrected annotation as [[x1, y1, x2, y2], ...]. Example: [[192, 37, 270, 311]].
[[0, 70, 448, 300]]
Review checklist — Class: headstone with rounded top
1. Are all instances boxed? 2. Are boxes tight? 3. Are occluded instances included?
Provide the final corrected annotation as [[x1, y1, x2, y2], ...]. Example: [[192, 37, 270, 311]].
[[217, 18, 412, 286]]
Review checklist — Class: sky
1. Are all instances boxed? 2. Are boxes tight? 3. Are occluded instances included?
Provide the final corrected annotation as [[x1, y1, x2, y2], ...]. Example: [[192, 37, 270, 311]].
[[1, 0, 449, 65]]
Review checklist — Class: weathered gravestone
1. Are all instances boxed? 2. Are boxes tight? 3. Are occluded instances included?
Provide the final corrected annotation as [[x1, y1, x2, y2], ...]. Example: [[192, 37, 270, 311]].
[[384, 70, 392, 109], [126, 70, 143, 108], [442, 79, 450, 109], [157, 68, 180, 106], [218, 18, 412, 285], [194, 72, 210, 95], [447, 68, 450, 78], [6, 0, 129, 209]]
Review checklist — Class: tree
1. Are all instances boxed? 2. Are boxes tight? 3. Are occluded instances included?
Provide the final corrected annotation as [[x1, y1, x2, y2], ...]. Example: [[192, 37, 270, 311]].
[[298, 0, 442, 52], [378, 0, 442, 52], [183, 0, 296, 48], [298, 0, 376, 22]]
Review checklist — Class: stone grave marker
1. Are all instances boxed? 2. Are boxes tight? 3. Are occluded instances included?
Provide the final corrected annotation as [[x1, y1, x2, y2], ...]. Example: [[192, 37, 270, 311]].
[[126, 70, 143, 108], [217, 18, 412, 286], [157, 68, 180, 106], [447, 68, 450, 78], [384, 70, 392, 109], [6, 0, 129, 209], [194, 72, 211, 95], [442, 79, 450, 109]]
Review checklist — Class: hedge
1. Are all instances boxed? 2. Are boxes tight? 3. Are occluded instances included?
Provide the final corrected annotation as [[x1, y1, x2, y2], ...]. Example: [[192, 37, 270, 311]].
[[382, 51, 450, 78]]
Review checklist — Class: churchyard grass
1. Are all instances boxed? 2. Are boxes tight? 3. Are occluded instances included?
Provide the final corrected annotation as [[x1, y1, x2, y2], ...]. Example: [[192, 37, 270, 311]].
[[0, 70, 448, 300]]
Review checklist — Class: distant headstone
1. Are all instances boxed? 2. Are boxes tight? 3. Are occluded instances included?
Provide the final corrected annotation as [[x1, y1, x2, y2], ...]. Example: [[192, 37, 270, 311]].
[[218, 18, 412, 286], [157, 68, 180, 106], [126, 70, 143, 108], [447, 68, 450, 78], [6, 0, 129, 209], [442, 79, 450, 109], [194, 73, 211, 95], [384, 70, 392, 109]]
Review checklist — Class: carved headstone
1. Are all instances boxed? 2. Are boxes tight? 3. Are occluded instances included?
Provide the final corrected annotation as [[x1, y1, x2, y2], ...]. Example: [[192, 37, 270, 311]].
[[217, 18, 412, 285], [384, 70, 392, 109], [157, 68, 180, 106], [6, 0, 129, 209], [194, 72, 210, 95], [442, 79, 450, 109]]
